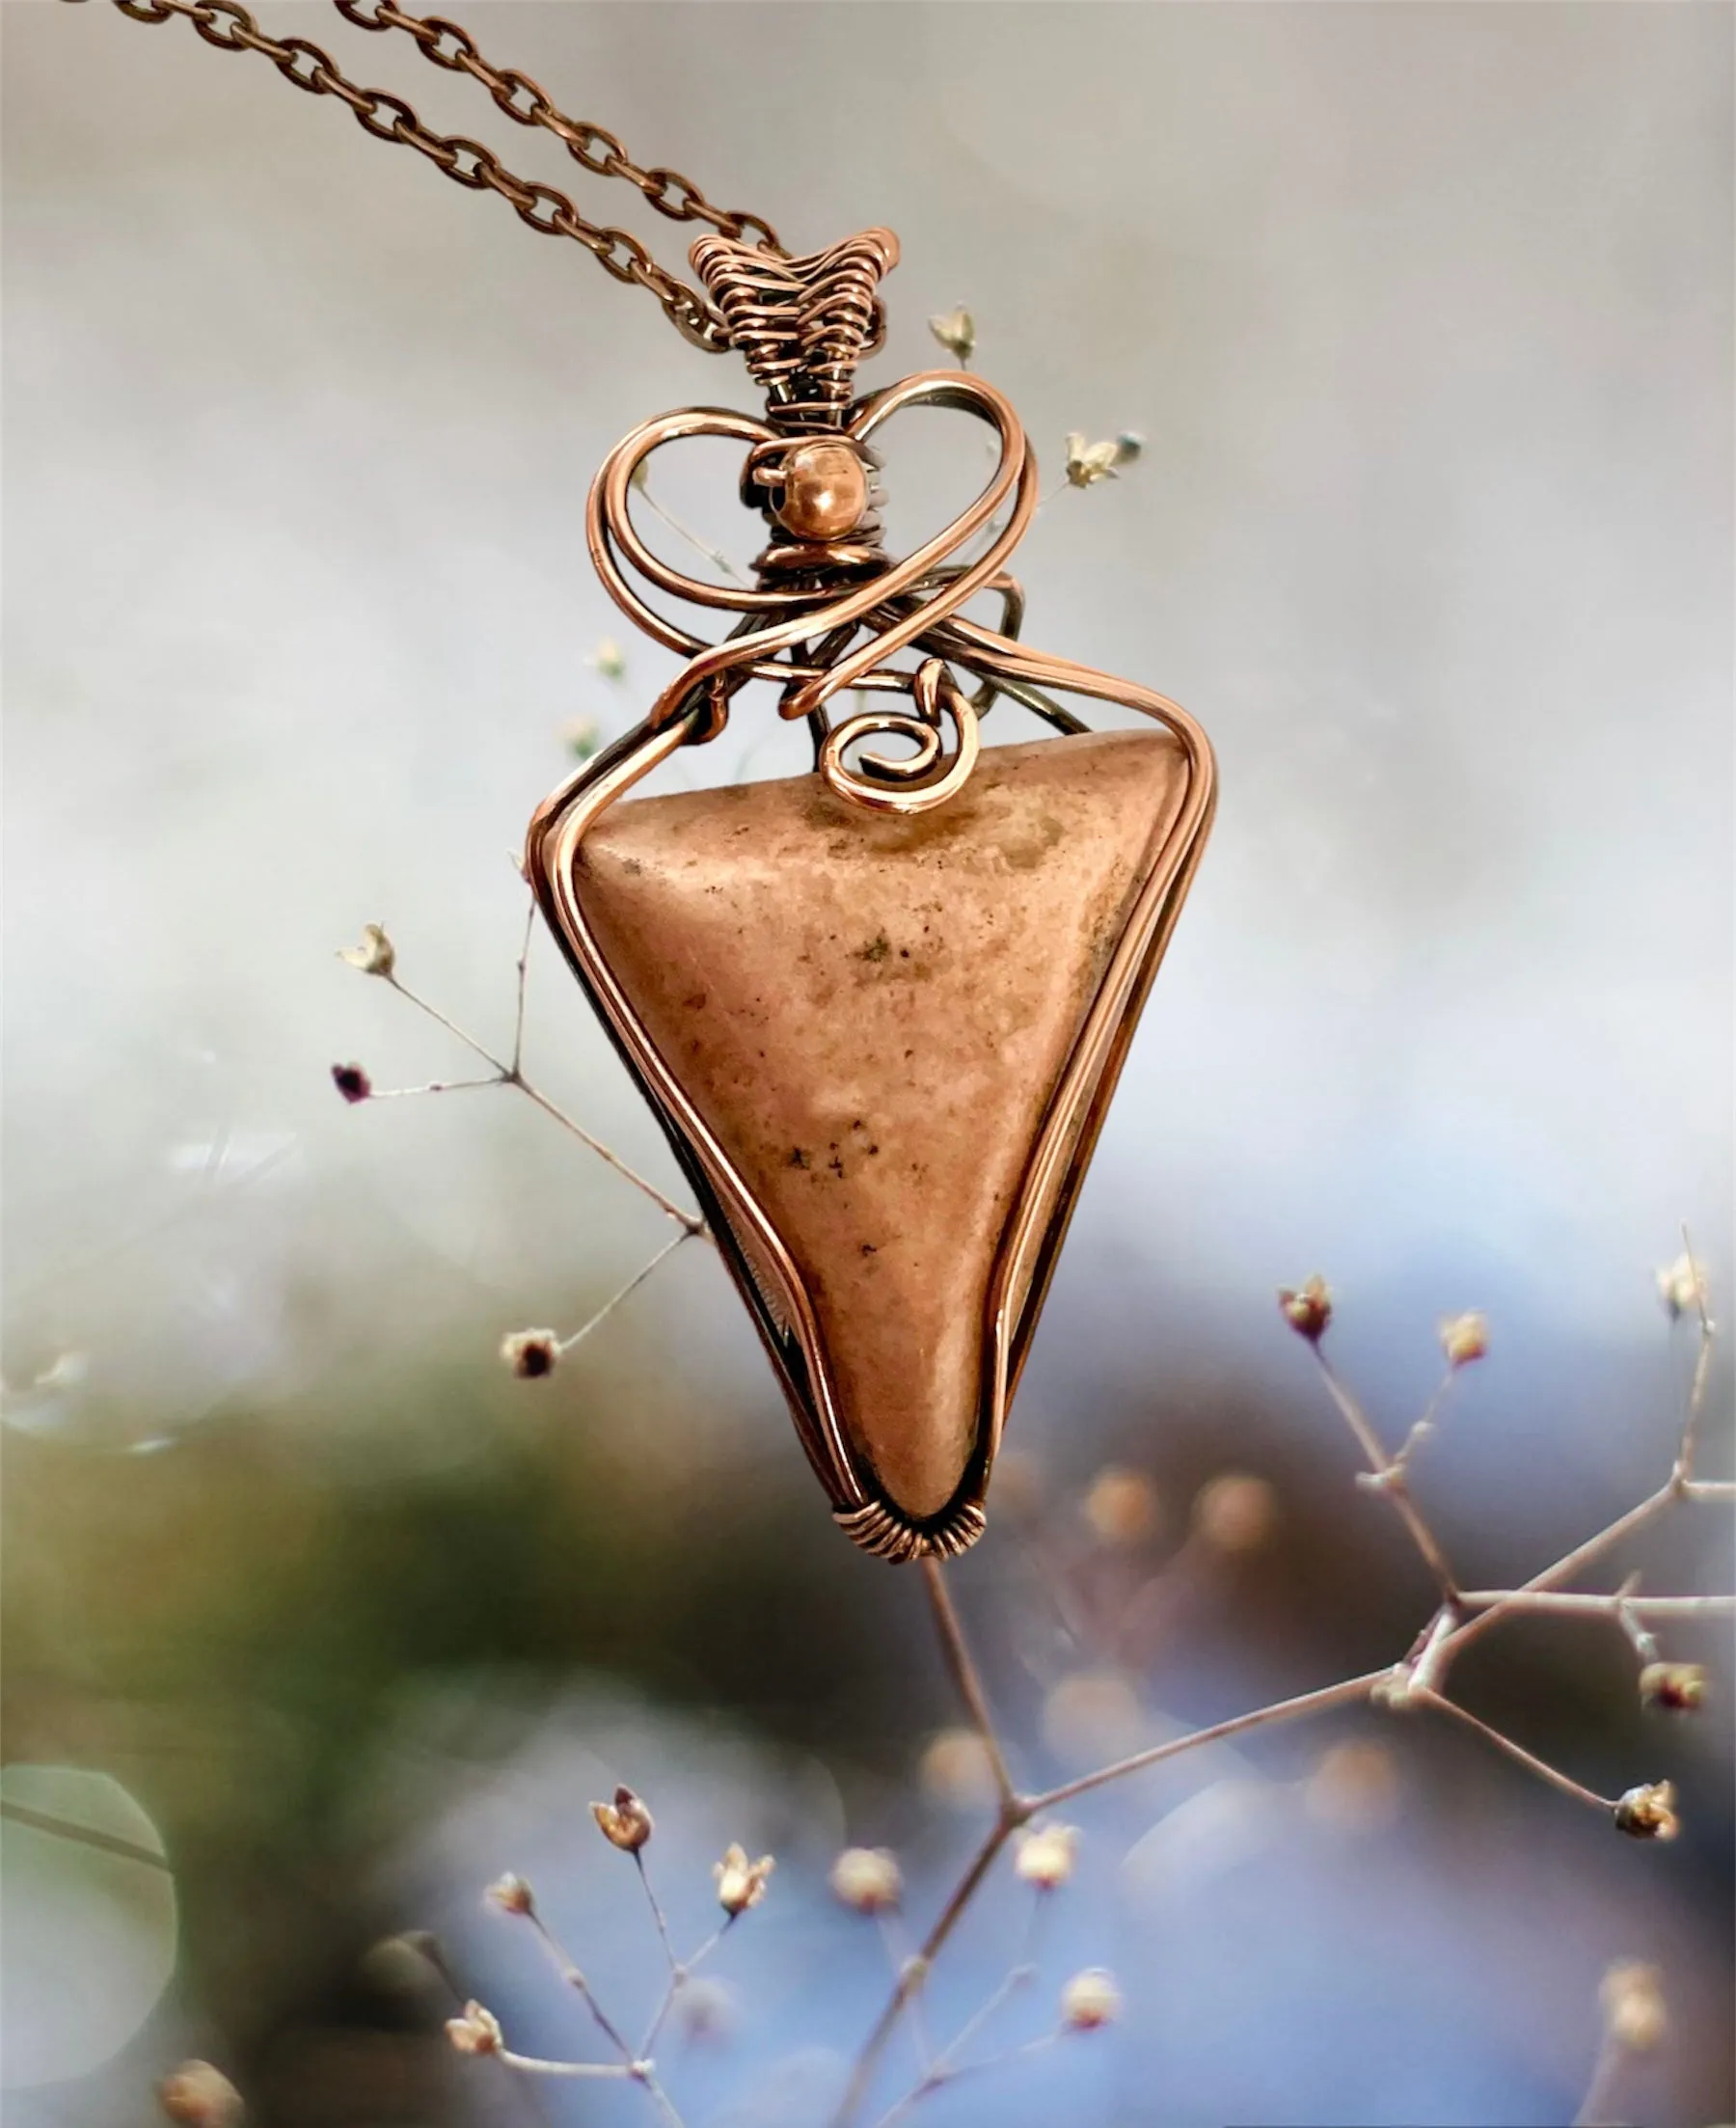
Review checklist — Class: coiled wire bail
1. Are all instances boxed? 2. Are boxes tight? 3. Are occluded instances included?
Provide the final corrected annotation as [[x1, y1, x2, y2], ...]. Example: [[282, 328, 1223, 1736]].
[[691, 226, 898, 435], [690, 227, 897, 589], [671, 227, 992, 806]]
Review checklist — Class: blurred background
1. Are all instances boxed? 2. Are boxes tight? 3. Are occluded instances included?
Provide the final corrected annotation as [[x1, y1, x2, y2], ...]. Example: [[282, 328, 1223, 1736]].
[[3, 3, 1731, 2122]]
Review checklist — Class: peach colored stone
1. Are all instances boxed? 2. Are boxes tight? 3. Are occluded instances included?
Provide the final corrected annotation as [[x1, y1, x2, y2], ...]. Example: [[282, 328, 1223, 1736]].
[[574, 728, 1189, 1523]]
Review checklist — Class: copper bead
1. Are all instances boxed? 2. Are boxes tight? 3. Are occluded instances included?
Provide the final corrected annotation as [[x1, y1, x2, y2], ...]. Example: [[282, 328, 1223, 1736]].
[[774, 440, 868, 540]]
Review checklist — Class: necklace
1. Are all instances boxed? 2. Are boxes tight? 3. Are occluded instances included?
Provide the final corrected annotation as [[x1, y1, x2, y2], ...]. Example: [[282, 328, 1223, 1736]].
[[63, 0, 1217, 1563]]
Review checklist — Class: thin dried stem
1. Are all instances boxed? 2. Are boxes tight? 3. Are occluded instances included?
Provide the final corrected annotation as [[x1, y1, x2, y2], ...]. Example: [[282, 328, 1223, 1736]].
[[1455, 1589, 1735, 1620], [379, 972, 502, 1071], [682, 1916, 733, 1978], [837, 1644, 1383, 2127], [1414, 1690, 1614, 1814], [874, 1912, 933, 2071], [510, 893, 536, 1077], [1032, 1669, 1383, 1812], [557, 1230, 692, 1353], [834, 1819, 1016, 2127], [364, 1075, 502, 1099], [920, 1560, 1017, 1811], [639, 2071, 689, 2128], [635, 1851, 678, 1974], [638, 477, 753, 588], [1311, 1347, 1461, 1596], [1574, 2030, 1629, 2128], [1437, 1486, 1675, 1666], [1613, 1580, 1661, 1667], [933, 1959, 1037, 2077], [871, 2033, 1059, 2128], [637, 1979, 678, 2062], [379, 969, 703, 1234], [1675, 1231, 1716, 1479], [499, 2052, 630, 2080], [512, 1075, 705, 1236], [1390, 1364, 1458, 1471], [524, 1911, 637, 2063]]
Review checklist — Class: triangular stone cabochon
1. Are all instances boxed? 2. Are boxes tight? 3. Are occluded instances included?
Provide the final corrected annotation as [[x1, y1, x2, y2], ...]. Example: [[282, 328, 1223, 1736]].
[[570, 728, 1191, 1525]]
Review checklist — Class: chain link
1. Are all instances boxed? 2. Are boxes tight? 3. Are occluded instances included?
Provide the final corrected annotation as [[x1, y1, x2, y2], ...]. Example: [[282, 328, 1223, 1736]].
[[65, 0, 784, 353]]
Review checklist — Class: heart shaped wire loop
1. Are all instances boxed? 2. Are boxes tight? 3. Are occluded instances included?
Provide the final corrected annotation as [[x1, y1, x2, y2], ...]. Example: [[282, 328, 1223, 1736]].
[[584, 371, 1038, 803]]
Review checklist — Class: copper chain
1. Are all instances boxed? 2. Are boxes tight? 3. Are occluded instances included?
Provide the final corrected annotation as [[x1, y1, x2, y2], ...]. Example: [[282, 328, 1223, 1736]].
[[61, 0, 783, 353]]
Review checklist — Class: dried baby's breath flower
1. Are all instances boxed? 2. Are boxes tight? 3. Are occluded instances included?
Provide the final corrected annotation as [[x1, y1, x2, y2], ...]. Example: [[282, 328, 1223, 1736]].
[[159, 2061, 244, 2128], [1063, 432, 1122, 488], [485, 1872, 534, 1916], [1438, 1311, 1488, 1368], [331, 1062, 372, 1105], [1060, 1968, 1122, 2031], [1015, 1821, 1078, 1892], [1614, 1779, 1679, 1842], [920, 1727, 1000, 1810], [586, 637, 627, 681], [1082, 1465, 1160, 1546], [1600, 1960, 1668, 2052], [1278, 1274, 1333, 1341], [445, 2001, 502, 2056], [829, 1845, 902, 1915], [565, 714, 601, 762], [592, 1786, 655, 1852], [1639, 1661, 1706, 1713], [1192, 1472, 1278, 1554], [714, 1842, 774, 1916], [928, 305, 976, 363], [501, 1328, 559, 1379], [1656, 1251, 1709, 1321], [338, 922, 395, 978]]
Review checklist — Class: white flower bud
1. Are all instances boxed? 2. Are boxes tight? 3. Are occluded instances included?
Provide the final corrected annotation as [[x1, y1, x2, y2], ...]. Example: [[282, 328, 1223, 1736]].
[[1438, 1311, 1488, 1368], [1063, 433, 1122, 488], [1060, 1968, 1122, 2031], [1015, 1821, 1077, 1891], [592, 1787, 655, 1852], [445, 2001, 502, 2056], [829, 1845, 902, 1915], [927, 306, 976, 363], [337, 923, 395, 978], [714, 1842, 774, 1916]]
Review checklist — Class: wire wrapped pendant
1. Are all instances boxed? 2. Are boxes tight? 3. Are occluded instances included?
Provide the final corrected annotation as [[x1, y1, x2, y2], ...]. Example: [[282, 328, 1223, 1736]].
[[527, 229, 1215, 1562]]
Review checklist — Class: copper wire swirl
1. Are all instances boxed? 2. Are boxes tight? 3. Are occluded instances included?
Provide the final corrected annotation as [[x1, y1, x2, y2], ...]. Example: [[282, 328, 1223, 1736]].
[[585, 368, 1052, 810]]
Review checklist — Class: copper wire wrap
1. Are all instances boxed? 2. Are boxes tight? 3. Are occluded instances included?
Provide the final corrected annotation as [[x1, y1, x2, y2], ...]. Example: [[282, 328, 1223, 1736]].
[[529, 231, 1217, 1560], [691, 228, 895, 431], [584, 363, 1062, 808]]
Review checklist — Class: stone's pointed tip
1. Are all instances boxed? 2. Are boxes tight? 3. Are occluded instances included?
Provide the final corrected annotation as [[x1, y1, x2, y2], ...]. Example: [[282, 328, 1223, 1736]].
[[563, 731, 1194, 1546]]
